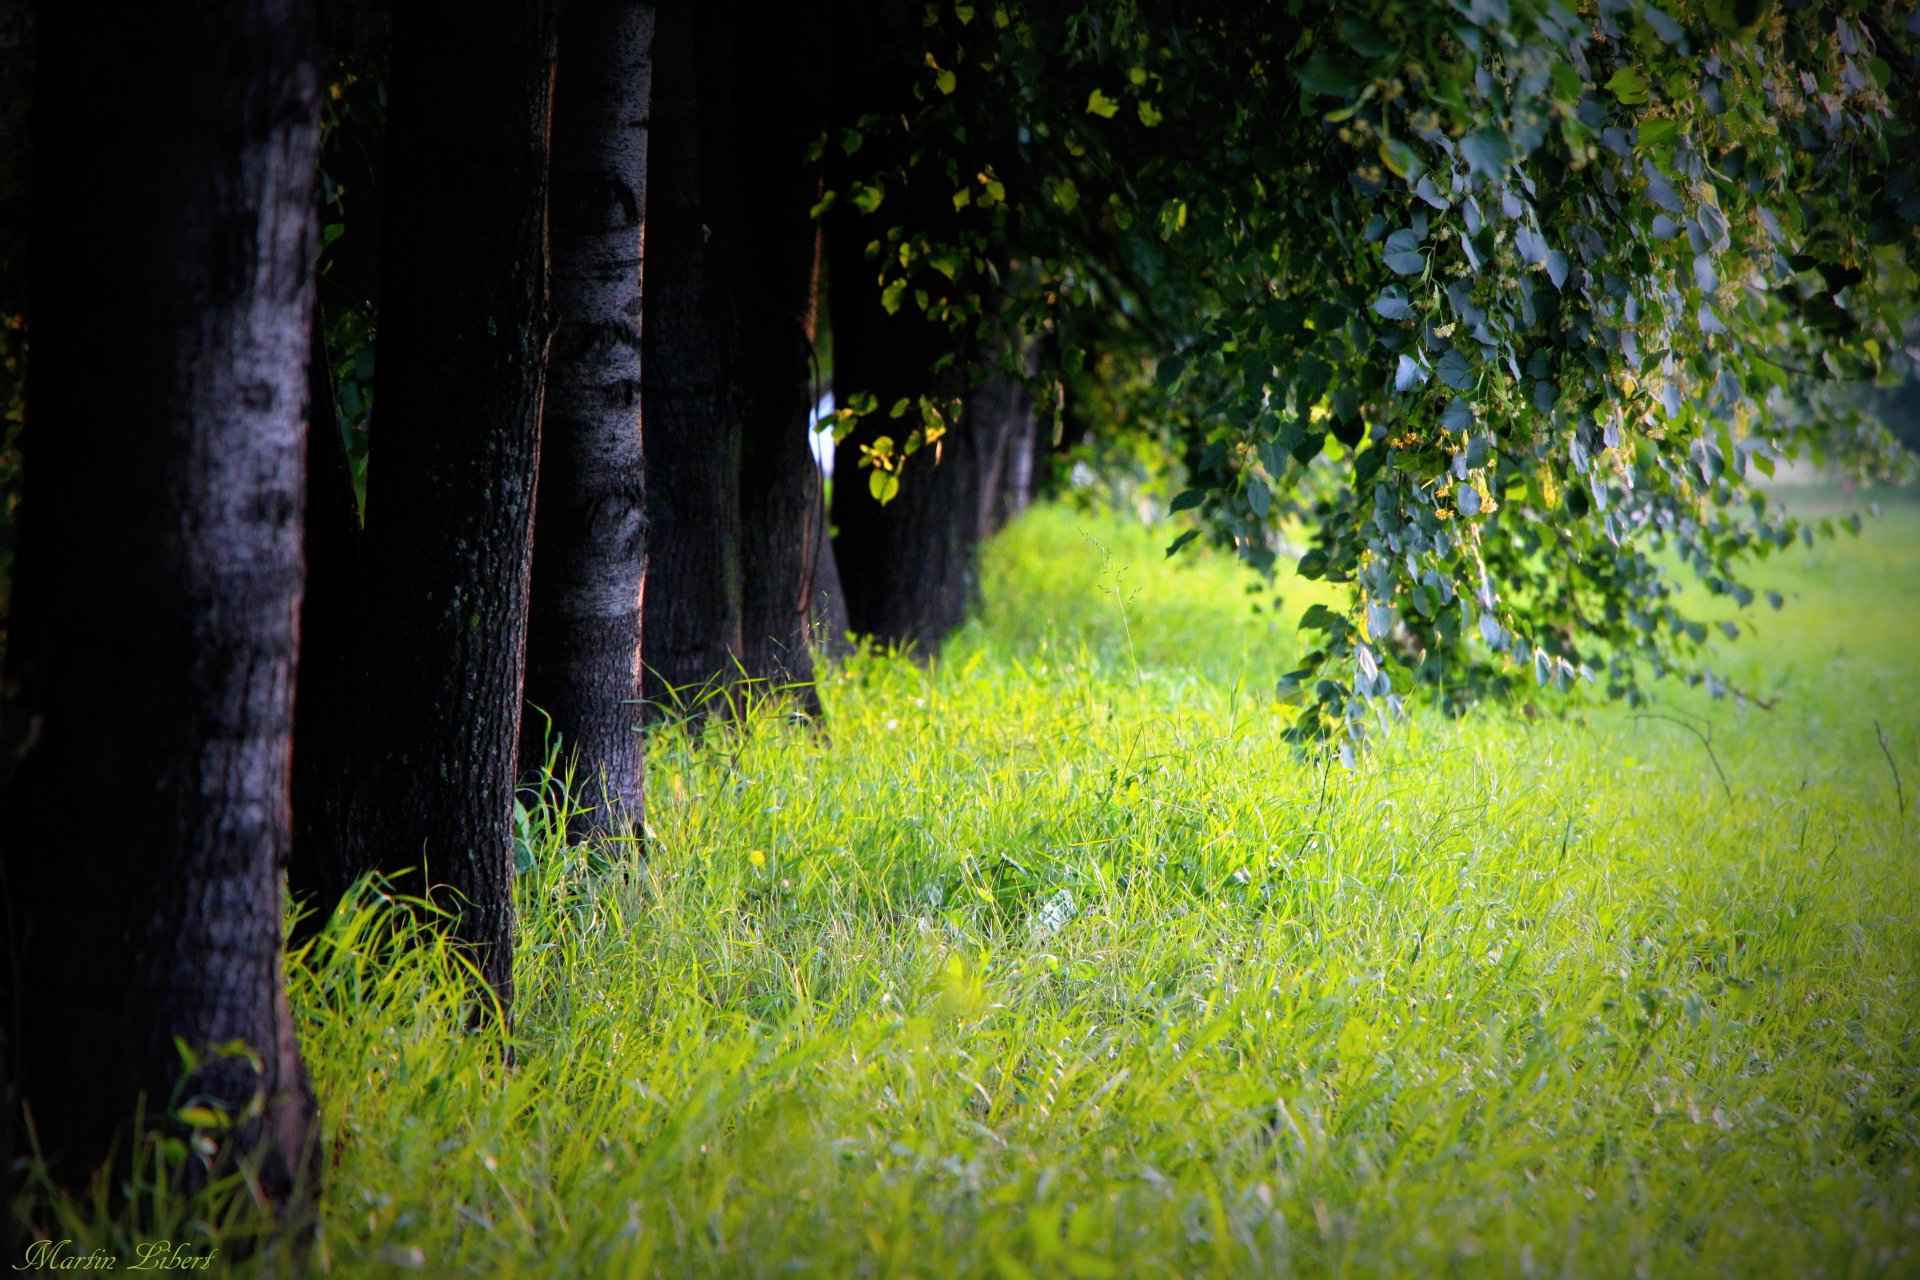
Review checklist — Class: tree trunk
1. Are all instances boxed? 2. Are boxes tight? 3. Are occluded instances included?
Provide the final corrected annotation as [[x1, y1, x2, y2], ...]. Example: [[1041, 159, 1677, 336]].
[[1, 0, 321, 1224], [733, 0, 830, 717], [827, 221, 997, 652], [976, 339, 1040, 539], [824, 6, 1005, 654], [334, 0, 558, 1011], [641, 0, 742, 722], [521, 0, 654, 839], [810, 491, 854, 659]]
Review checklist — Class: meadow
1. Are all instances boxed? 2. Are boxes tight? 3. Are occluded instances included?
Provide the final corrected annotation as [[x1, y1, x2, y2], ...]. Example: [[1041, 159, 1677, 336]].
[[279, 492, 1917, 1276]]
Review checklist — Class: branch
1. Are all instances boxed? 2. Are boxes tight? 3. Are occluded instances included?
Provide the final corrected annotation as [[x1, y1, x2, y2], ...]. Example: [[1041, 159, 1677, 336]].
[[1633, 712, 1733, 802]]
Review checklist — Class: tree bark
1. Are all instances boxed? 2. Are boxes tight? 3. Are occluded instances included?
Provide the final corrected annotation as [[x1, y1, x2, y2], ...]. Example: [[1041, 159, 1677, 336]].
[[521, 0, 654, 839], [641, 0, 743, 722], [1, 0, 321, 1223], [733, 0, 830, 717], [333, 0, 558, 1011]]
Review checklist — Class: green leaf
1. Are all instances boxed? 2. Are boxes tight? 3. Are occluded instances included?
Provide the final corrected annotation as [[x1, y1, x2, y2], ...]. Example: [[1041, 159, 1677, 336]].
[[1638, 118, 1679, 149], [1086, 88, 1120, 118], [1298, 51, 1361, 98], [1460, 126, 1511, 175], [1606, 67, 1650, 105], [869, 469, 900, 505]]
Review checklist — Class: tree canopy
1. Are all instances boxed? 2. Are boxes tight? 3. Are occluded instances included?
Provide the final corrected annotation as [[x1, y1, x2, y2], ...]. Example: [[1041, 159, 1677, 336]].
[[830, 0, 1920, 742]]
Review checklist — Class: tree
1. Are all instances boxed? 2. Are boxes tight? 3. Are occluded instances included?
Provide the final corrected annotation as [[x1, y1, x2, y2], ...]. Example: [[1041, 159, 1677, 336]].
[[1, 0, 322, 1222], [824, 3, 1019, 653], [641, 0, 745, 721], [733, 0, 833, 717], [640, 0, 843, 722], [836, 0, 1920, 732], [521, 0, 655, 838], [300, 0, 560, 1012]]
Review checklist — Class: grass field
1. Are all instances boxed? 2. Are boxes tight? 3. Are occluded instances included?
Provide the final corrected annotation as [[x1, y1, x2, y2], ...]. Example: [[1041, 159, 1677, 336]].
[[283, 491, 1919, 1277]]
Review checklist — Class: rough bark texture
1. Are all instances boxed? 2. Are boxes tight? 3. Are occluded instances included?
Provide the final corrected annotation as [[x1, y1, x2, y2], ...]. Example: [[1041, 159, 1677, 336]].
[[335, 0, 558, 1010], [733, 0, 830, 717], [641, 0, 742, 721], [1, 0, 321, 1222], [522, 0, 654, 838]]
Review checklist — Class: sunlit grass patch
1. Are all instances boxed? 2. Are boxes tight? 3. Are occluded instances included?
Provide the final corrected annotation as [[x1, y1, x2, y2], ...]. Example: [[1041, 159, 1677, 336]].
[[278, 494, 1920, 1277]]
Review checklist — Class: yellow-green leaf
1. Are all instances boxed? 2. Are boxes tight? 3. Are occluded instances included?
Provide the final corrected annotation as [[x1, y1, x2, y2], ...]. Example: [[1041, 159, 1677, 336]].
[[1086, 88, 1120, 118]]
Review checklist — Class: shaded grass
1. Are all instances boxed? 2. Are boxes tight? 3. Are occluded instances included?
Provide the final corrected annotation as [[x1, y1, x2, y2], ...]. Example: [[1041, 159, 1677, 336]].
[[35, 494, 1918, 1276]]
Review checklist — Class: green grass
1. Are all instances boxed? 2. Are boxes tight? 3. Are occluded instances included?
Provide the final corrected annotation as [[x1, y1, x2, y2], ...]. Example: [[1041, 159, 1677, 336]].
[[213, 495, 1920, 1274]]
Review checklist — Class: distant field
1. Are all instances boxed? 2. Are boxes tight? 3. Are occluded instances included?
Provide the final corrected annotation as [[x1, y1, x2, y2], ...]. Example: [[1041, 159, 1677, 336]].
[[287, 490, 1919, 1277]]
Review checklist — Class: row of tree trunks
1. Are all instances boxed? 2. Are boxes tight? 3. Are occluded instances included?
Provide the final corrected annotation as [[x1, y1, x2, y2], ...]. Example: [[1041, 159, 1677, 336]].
[[1, 0, 970, 1237], [521, 0, 656, 840], [1, 0, 323, 1224]]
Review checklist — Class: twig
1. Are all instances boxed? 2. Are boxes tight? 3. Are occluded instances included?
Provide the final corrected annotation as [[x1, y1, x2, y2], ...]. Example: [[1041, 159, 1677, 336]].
[[1875, 720, 1906, 817], [1633, 712, 1732, 802]]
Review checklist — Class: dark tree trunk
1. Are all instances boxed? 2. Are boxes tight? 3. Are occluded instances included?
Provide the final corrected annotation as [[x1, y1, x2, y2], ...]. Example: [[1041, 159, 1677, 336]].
[[332, 0, 558, 1010], [1, 0, 321, 1223], [641, 0, 742, 721], [975, 337, 1040, 539], [810, 490, 854, 659], [827, 220, 1001, 652], [521, 0, 654, 839], [827, 315, 992, 650], [732, 0, 830, 717], [825, 6, 1006, 654], [288, 320, 361, 943]]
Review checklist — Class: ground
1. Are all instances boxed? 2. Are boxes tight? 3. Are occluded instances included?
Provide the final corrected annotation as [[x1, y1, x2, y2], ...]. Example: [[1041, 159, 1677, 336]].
[[288, 490, 1917, 1277]]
